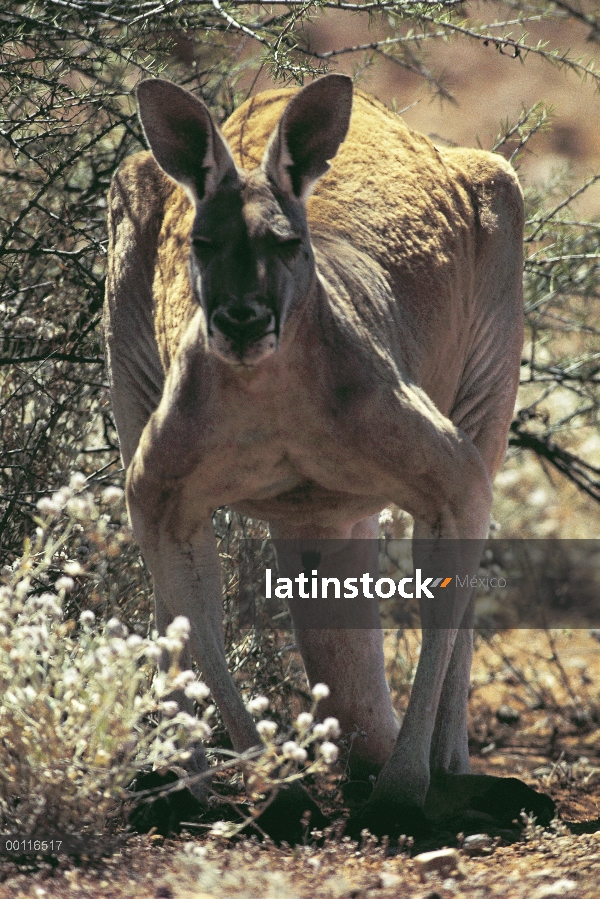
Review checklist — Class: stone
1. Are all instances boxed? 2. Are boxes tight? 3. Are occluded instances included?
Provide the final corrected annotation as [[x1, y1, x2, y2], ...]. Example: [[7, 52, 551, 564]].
[[531, 880, 577, 899], [414, 848, 462, 881], [461, 834, 493, 857]]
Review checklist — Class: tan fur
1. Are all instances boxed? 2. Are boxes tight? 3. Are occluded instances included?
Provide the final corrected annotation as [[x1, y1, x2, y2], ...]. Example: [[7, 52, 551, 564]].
[[105, 77, 526, 830], [147, 89, 522, 415]]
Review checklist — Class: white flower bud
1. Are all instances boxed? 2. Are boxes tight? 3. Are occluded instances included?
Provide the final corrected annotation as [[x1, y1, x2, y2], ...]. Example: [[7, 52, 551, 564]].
[[144, 644, 163, 661], [69, 472, 88, 491], [247, 696, 269, 715], [52, 487, 71, 509], [311, 683, 330, 701], [282, 741, 308, 763], [282, 740, 298, 758], [314, 717, 341, 741], [36, 497, 57, 515], [174, 712, 197, 729], [66, 496, 90, 517], [184, 680, 210, 701], [55, 576, 74, 593], [15, 578, 31, 598], [79, 610, 95, 626], [256, 719, 277, 741], [172, 670, 196, 689], [157, 636, 181, 654], [110, 637, 127, 656], [193, 721, 212, 741], [166, 616, 190, 642], [153, 672, 168, 697], [106, 617, 127, 638], [102, 486, 124, 504], [63, 668, 80, 687], [319, 741, 339, 764], [322, 717, 341, 739], [295, 712, 313, 732]]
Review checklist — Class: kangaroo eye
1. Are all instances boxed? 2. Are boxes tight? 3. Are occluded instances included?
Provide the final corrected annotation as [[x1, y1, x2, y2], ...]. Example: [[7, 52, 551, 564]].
[[192, 235, 216, 256], [275, 236, 302, 259]]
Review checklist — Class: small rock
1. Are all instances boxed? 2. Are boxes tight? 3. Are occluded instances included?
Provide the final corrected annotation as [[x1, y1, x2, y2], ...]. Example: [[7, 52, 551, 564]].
[[496, 704, 520, 725], [414, 848, 462, 882], [589, 629, 600, 642], [461, 833, 493, 857], [531, 880, 577, 899]]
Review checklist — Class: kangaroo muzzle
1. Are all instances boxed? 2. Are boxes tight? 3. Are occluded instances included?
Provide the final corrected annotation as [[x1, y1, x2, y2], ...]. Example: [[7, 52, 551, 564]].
[[209, 301, 277, 365]]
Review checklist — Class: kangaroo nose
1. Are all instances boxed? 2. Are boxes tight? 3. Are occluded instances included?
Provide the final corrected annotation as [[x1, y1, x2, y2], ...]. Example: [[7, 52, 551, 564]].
[[211, 304, 273, 344]]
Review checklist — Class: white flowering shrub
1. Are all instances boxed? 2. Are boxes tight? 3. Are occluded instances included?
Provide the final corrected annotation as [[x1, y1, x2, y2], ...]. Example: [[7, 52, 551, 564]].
[[0, 484, 213, 842], [0, 480, 344, 845], [208, 688, 342, 838]]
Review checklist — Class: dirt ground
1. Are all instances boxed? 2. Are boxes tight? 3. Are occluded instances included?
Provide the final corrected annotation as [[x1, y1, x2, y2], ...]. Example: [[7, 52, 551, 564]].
[[2, 826, 600, 899], [2, 8, 599, 898], [1, 630, 599, 899]]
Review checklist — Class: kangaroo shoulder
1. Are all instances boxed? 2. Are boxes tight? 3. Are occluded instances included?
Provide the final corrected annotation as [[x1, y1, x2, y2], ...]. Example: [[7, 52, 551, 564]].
[[438, 147, 524, 235], [108, 151, 175, 233], [107, 148, 193, 297], [106, 150, 195, 375]]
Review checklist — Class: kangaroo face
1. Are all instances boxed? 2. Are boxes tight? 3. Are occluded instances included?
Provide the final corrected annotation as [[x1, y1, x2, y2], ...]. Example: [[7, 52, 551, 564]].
[[189, 171, 314, 366], [136, 75, 352, 367]]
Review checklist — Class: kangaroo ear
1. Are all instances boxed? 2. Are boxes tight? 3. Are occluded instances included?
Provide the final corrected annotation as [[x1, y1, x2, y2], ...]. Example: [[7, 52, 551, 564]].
[[262, 74, 353, 202], [136, 79, 238, 202]]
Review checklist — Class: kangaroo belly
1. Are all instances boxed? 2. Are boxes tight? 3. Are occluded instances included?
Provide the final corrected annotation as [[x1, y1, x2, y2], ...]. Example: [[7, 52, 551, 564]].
[[234, 480, 384, 526]]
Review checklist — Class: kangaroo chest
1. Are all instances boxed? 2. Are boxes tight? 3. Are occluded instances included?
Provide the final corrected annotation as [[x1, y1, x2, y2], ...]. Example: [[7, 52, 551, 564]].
[[172, 363, 387, 529]]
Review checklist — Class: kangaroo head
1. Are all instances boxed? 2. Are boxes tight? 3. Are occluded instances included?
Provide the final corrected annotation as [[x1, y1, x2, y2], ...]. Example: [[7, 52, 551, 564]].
[[136, 75, 353, 367]]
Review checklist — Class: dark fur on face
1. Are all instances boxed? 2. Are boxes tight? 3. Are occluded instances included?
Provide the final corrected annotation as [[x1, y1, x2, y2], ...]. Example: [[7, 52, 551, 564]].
[[189, 171, 314, 366]]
